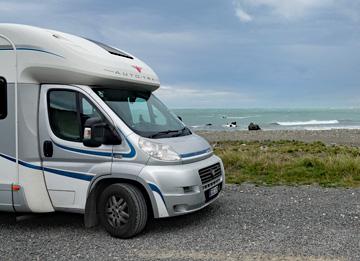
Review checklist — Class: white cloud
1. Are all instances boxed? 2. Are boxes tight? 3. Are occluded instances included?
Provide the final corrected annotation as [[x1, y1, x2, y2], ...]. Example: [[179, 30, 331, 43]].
[[235, 7, 253, 22], [254, 0, 333, 19], [0, 0, 56, 13], [102, 27, 198, 46], [155, 85, 255, 108], [157, 85, 236, 97], [234, 0, 334, 21]]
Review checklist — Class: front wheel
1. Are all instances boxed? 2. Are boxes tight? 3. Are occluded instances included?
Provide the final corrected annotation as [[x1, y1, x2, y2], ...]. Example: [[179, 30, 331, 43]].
[[98, 183, 148, 238]]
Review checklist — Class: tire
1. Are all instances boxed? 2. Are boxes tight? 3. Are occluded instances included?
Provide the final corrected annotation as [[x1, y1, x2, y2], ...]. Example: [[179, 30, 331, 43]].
[[98, 183, 148, 238]]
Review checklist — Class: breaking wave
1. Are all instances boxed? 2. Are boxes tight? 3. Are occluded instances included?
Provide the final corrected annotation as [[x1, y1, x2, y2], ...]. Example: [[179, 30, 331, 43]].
[[274, 120, 339, 126]]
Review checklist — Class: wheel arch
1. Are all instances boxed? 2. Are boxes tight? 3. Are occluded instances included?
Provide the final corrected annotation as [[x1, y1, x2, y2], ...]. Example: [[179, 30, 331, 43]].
[[84, 175, 158, 228]]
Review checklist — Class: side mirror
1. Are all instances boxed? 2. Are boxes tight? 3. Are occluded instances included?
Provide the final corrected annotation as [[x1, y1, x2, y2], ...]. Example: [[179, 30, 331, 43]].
[[83, 118, 122, 147], [177, 115, 183, 121]]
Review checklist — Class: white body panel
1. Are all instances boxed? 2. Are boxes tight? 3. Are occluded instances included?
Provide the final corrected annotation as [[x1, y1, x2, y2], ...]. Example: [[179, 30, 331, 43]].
[[45, 171, 91, 210], [18, 165, 53, 212], [0, 157, 16, 186], [0, 24, 160, 89], [0, 35, 18, 211]]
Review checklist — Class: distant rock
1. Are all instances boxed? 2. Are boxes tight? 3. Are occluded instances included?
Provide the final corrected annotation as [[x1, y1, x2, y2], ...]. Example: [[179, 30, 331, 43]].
[[226, 121, 237, 128], [206, 123, 212, 126], [248, 122, 261, 131]]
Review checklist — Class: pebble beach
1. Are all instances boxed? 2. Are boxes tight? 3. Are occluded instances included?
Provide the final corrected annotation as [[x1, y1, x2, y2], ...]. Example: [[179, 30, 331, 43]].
[[198, 129, 360, 147]]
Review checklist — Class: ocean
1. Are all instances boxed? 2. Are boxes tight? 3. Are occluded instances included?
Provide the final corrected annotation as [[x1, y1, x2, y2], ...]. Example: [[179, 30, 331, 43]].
[[172, 108, 360, 131]]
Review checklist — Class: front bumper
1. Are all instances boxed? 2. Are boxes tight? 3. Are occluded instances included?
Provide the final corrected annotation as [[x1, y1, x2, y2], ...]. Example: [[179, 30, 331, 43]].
[[138, 155, 225, 218]]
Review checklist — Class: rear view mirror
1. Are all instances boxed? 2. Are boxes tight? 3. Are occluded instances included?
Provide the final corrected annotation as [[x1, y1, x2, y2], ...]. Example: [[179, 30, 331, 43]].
[[83, 118, 122, 147]]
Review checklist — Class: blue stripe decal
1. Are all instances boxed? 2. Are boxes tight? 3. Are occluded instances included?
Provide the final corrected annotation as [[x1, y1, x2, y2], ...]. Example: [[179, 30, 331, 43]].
[[148, 183, 165, 204], [0, 153, 93, 182], [54, 142, 113, 157], [180, 148, 211, 159], [0, 47, 64, 58], [114, 139, 136, 158], [53, 139, 136, 159], [0, 153, 16, 163], [19, 160, 43, 171], [43, 167, 93, 181]]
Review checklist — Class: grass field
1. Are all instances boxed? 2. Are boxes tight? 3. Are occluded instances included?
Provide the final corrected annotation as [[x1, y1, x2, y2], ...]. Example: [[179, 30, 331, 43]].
[[214, 140, 360, 188]]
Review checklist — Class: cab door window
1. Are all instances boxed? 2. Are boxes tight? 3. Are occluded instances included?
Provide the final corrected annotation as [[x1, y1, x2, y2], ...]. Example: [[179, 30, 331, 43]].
[[80, 95, 102, 124], [48, 90, 104, 142], [48, 90, 81, 142]]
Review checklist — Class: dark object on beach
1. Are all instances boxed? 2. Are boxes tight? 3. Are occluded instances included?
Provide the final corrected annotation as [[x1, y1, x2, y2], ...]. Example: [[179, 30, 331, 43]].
[[206, 123, 212, 126], [226, 121, 237, 127], [248, 122, 261, 131]]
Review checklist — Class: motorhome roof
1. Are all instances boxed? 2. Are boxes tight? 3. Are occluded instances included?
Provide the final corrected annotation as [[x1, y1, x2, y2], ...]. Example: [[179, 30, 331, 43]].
[[0, 24, 160, 90]]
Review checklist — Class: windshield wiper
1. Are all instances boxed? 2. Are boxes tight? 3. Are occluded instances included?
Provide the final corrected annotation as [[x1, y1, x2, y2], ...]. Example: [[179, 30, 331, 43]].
[[172, 127, 191, 137], [148, 129, 183, 139]]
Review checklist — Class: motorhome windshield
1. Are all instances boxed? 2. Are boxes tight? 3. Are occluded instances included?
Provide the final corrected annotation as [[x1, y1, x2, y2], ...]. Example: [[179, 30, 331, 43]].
[[93, 88, 191, 139]]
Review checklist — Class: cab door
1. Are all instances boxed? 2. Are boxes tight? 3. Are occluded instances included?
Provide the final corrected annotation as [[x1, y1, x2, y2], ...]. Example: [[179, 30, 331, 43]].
[[39, 85, 113, 211]]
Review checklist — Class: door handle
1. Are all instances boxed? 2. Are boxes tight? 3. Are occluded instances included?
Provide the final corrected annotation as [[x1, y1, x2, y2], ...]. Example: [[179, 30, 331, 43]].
[[43, 140, 53, 157]]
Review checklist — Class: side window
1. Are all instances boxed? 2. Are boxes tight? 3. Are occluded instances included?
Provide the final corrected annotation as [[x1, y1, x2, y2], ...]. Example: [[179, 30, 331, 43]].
[[79, 94, 103, 131], [48, 90, 105, 142], [128, 97, 151, 124], [0, 77, 7, 120], [48, 90, 81, 142]]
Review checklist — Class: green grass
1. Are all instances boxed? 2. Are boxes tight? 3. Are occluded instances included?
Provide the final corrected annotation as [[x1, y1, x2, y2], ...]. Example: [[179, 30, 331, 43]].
[[214, 140, 360, 188]]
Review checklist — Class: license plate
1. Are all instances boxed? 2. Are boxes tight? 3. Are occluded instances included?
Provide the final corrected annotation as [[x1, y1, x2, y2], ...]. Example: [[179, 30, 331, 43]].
[[205, 183, 222, 202], [209, 186, 219, 198]]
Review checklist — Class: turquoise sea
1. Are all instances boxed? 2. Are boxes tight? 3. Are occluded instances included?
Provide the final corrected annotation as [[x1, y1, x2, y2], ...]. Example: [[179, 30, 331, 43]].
[[172, 108, 360, 131]]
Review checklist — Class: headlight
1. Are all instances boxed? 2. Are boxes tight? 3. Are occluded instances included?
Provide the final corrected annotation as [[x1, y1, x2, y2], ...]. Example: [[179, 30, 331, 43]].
[[139, 138, 181, 161]]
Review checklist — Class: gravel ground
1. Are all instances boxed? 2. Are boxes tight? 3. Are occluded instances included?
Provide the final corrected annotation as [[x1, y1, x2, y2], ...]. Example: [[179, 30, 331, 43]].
[[198, 129, 360, 147], [1, 184, 360, 261]]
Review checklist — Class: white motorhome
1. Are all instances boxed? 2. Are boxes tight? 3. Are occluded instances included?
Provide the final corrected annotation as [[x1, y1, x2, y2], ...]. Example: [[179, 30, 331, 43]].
[[0, 24, 225, 238]]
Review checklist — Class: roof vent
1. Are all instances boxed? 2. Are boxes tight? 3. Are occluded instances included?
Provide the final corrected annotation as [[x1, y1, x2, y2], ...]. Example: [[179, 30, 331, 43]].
[[86, 38, 133, 59]]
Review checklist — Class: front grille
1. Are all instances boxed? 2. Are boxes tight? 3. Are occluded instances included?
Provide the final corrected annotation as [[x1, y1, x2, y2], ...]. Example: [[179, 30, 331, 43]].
[[198, 163, 222, 185], [203, 177, 221, 190]]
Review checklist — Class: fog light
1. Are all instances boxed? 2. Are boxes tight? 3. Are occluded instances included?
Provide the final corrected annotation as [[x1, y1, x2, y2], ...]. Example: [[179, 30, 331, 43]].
[[183, 185, 200, 193]]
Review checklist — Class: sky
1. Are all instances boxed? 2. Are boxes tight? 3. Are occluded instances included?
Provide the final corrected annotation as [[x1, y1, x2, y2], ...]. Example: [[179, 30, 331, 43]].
[[1, 0, 360, 108]]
